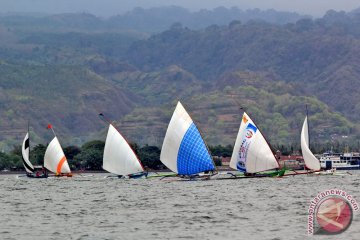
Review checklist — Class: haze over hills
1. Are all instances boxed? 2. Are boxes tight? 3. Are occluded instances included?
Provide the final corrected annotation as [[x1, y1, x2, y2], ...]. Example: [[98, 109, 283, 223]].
[[0, 6, 308, 34], [0, 0, 359, 17], [0, 6, 360, 150]]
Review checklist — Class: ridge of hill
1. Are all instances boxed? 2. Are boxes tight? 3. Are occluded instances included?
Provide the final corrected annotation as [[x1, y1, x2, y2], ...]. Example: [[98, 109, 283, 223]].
[[0, 6, 308, 33]]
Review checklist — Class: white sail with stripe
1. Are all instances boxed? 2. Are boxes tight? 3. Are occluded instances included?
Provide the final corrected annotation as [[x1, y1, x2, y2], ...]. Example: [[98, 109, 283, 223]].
[[301, 116, 321, 171], [44, 137, 71, 174], [160, 101, 215, 175], [103, 124, 144, 176], [230, 112, 279, 173], [21, 132, 34, 173]]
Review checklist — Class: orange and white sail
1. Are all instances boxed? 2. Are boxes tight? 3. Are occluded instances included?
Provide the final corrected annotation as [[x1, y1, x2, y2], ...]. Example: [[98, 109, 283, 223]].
[[44, 137, 71, 174]]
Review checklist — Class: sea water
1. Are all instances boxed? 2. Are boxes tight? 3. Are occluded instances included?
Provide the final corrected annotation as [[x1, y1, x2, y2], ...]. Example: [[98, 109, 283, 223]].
[[0, 172, 359, 240]]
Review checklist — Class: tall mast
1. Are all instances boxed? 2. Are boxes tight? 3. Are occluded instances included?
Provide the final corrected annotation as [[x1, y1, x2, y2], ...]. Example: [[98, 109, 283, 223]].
[[27, 120, 30, 163], [48, 124, 56, 137], [306, 104, 310, 148], [230, 95, 277, 157]]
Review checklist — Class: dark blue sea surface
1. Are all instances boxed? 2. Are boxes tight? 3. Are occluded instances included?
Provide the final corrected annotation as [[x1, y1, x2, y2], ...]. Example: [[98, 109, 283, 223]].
[[0, 172, 359, 240]]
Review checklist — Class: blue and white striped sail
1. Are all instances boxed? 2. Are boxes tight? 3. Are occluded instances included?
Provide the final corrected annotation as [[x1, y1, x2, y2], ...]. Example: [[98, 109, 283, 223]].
[[160, 102, 215, 175], [230, 112, 279, 173], [22, 132, 34, 173]]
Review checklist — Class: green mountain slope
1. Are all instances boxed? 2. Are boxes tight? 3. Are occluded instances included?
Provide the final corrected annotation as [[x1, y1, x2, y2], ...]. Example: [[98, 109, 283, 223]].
[[110, 69, 355, 147], [0, 62, 134, 150], [125, 16, 360, 128], [0, 11, 359, 150]]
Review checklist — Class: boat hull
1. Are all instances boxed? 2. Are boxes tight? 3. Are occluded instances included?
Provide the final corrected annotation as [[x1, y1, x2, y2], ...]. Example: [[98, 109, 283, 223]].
[[54, 173, 73, 177], [26, 168, 48, 178], [160, 170, 284, 181], [26, 173, 48, 178], [128, 172, 148, 179]]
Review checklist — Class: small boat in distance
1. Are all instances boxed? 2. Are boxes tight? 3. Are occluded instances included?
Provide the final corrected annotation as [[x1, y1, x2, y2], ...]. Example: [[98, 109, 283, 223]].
[[21, 127, 48, 178], [283, 110, 351, 176], [160, 101, 215, 179], [229, 112, 282, 177], [319, 152, 360, 170], [43, 124, 72, 177], [100, 113, 147, 179]]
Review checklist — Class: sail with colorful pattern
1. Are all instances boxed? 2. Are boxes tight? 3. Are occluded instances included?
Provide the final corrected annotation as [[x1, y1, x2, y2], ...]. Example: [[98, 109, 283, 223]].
[[230, 112, 279, 173]]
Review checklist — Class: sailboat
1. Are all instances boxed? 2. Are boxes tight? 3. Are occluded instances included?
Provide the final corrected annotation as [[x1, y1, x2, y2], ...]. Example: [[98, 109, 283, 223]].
[[299, 114, 351, 176], [229, 112, 282, 177], [21, 128, 48, 178], [283, 114, 330, 176], [160, 101, 215, 179], [43, 124, 72, 177], [101, 114, 147, 178], [300, 116, 321, 172]]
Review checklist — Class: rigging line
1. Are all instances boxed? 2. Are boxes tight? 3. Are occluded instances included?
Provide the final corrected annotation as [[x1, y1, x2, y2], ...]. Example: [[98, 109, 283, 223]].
[[306, 104, 310, 148], [27, 120, 30, 163], [47, 124, 57, 138]]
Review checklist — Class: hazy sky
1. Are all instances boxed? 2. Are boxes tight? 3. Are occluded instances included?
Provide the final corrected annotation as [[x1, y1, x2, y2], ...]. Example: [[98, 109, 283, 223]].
[[0, 0, 359, 17]]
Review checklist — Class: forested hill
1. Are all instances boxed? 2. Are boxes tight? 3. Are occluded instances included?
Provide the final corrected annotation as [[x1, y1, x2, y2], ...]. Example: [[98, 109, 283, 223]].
[[0, 7, 360, 150], [125, 10, 360, 123]]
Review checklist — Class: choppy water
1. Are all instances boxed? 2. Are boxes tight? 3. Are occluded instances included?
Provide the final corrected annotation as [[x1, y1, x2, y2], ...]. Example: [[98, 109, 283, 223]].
[[0, 172, 359, 240]]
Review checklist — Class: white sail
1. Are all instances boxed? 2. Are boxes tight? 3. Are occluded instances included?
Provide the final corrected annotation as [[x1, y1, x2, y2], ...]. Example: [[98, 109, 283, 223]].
[[230, 112, 279, 173], [103, 124, 144, 176], [44, 137, 71, 174], [160, 101, 215, 175], [21, 132, 34, 173], [301, 116, 321, 171]]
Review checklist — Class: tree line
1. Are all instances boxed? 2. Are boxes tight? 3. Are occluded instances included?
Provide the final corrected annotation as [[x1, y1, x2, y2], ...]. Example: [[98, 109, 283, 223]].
[[0, 140, 359, 171], [0, 141, 231, 171]]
